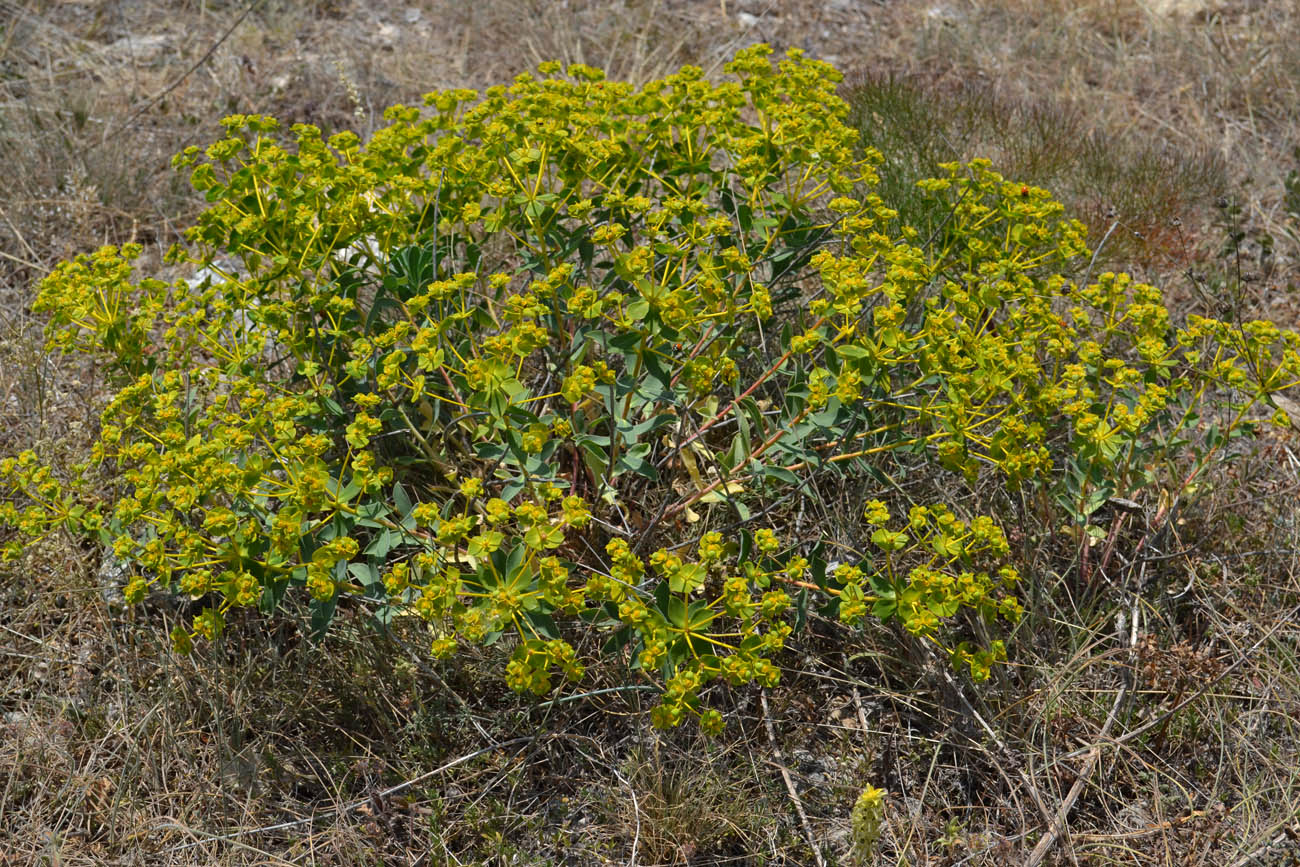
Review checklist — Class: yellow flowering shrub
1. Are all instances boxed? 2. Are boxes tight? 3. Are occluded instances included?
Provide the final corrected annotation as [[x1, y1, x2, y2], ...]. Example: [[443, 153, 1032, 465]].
[[4, 45, 1300, 729]]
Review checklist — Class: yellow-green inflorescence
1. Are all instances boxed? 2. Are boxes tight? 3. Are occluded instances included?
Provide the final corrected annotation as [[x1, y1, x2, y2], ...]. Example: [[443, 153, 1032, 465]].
[[849, 785, 887, 863], [4, 44, 1300, 730]]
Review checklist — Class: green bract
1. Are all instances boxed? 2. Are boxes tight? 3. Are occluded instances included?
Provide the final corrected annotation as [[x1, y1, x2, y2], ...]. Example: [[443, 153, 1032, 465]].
[[5, 45, 1300, 729]]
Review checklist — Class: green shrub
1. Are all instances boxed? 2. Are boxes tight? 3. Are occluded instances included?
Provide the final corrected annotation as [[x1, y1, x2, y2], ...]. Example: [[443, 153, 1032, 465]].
[[4, 45, 1299, 730]]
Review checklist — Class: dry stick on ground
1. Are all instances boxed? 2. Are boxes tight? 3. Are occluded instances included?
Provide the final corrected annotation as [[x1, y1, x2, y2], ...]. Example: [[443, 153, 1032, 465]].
[[1025, 594, 1300, 863], [1030, 595, 1300, 786], [760, 688, 827, 867], [1024, 672, 1129, 867], [1026, 548, 1143, 866], [1104, 600, 1300, 751], [1227, 823, 1300, 867], [1072, 808, 1216, 843]]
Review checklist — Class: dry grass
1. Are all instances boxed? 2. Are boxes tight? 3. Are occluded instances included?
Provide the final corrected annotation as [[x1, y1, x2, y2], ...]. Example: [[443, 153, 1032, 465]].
[[4, 0, 1300, 864], [873, 0, 1300, 318]]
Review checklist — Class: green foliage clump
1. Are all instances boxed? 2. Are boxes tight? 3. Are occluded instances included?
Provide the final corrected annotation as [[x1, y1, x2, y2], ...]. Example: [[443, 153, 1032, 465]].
[[4, 45, 1300, 729]]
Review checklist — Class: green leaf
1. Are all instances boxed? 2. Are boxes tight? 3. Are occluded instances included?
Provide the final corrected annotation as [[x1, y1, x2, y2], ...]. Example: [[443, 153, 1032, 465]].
[[762, 465, 800, 485], [930, 534, 962, 559], [793, 587, 809, 633], [524, 522, 565, 550], [729, 432, 750, 468], [504, 542, 527, 580], [624, 412, 676, 440], [870, 528, 908, 552], [309, 596, 338, 641], [666, 595, 688, 628], [524, 609, 559, 638], [392, 482, 412, 516], [809, 398, 843, 428], [348, 561, 381, 587], [363, 529, 398, 559], [261, 575, 291, 615], [669, 562, 706, 595], [927, 596, 960, 618]]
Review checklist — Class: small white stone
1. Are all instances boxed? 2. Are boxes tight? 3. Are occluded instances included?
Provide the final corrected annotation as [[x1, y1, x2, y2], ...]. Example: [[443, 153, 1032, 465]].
[[106, 34, 170, 63], [924, 4, 961, 22]]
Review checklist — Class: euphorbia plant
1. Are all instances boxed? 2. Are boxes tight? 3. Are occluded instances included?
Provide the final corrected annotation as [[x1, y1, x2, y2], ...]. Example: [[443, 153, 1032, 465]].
[[4, 45, 1300, 730]]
